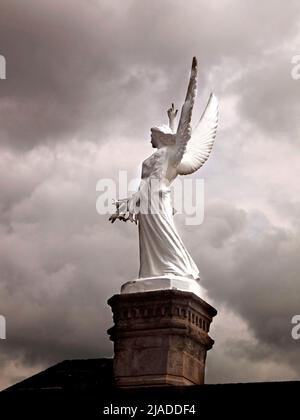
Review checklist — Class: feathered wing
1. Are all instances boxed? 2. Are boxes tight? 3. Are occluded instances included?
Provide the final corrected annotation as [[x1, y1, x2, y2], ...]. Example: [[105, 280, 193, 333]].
[[176, 93, 219, 175], [173, 57, 198, 165]]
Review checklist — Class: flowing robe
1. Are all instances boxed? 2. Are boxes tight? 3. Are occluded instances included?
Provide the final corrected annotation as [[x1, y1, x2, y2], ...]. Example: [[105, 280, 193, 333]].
[[136, 147, 199, 280]]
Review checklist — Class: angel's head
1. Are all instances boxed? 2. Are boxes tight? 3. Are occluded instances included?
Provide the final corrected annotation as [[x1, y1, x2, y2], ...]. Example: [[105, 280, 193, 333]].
[[150, 125, 175, 148]]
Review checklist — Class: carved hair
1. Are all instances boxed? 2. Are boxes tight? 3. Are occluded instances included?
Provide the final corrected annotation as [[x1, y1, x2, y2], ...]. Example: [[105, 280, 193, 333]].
[[150, 125, 176, 146]]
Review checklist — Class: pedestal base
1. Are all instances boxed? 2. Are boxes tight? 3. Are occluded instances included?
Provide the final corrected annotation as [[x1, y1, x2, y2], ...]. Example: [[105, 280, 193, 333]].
[[121, 276, 204, 298], [107, 290, 217, 388]]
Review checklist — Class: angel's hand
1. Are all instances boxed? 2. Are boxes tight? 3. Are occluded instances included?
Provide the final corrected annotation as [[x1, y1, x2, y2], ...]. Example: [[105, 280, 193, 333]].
[[167, 103, 178, 122], [109, 212, 119, 223], [109, 196, 139, 225]]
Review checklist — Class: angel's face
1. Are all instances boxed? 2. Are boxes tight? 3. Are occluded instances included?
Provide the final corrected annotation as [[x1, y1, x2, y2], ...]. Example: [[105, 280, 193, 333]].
[[150, 129, 161, 149], [150, 126, 175, 149]]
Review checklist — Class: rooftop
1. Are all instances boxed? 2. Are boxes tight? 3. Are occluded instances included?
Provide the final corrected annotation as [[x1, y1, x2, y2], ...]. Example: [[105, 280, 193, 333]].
[[1, 358, 299, 418]]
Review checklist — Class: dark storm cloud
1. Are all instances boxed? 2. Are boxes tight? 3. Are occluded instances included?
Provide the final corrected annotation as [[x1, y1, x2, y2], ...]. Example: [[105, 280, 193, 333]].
[[186, 201, 300, 375], [0, 142, 140, 381], [1, 0, 300, 150], [233, 52, 300, 139], [0, 0, 121, 149]]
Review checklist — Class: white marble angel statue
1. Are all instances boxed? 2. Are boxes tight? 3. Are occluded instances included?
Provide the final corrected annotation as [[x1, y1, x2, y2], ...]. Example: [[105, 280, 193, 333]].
[[109, 57, 218, 297]]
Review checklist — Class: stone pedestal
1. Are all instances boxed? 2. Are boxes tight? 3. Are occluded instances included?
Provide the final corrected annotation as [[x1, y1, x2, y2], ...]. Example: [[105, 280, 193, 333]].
[[107, 290, 217, 388]]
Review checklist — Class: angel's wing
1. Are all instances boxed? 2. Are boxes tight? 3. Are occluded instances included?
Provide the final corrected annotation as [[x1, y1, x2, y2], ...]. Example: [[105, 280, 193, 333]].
[[173, 57, 198, 165], [176, 93, 219, 175]]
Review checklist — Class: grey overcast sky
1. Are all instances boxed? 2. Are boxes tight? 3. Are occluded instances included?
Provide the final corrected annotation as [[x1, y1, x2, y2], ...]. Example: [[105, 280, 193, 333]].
[[1, 0, 300, 389]]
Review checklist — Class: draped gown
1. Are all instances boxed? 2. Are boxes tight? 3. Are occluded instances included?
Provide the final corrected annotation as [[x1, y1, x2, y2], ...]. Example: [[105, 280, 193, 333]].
[[136, 146, 199, 281]]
